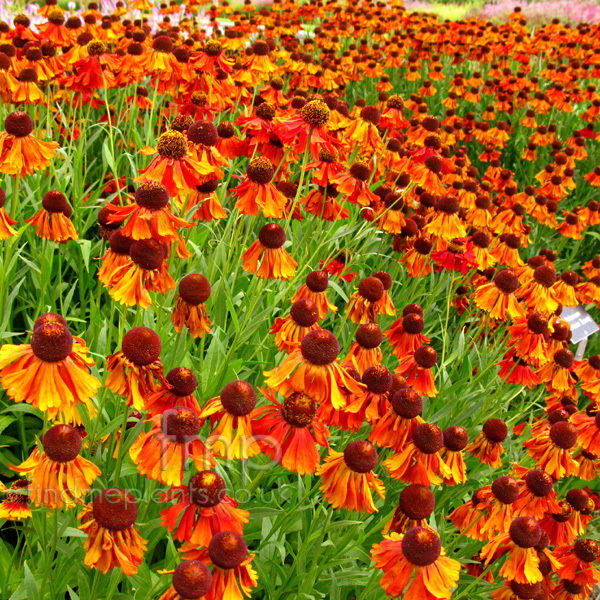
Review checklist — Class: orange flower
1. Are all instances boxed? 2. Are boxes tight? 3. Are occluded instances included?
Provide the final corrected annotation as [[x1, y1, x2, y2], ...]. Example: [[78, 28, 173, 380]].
[[107, 238, 175, 309], [424, 195, 466, 243], [105, 182, 192, 248], [515, 265, 559, 314], [369, 387, 424, 451], [157, 560, 213, 600], [291, 270, 337, 319], [130, 407, 213, 486], [241, 223, 297, 280], [342, 324, 384, 374], [184, 179, 227, 222], [570, 411, 600, 456], [329, 161, 379, 206], [315, 365, 365, 432], [386, 306, 430, 358], [106, 327, 166, 411], [234, 157, 287, 219], [539, 500, 579, 546], [0, 111, 58, 177], [270, 299, 320, 353], [264, 329, 364, 410], [344, 106, 384, 155], [472, 268, 524, 321], [0, 479, 31, 520], [317, 440, 385, 513], [384, 423, 451, 485], [525, 420, 579, 479], [97, 230, 133, 286], [371, 528, 460, 599], [0, 314, 100, 421], [26, 190, 78, 243], [344, 364, 393, 426], [12, 424, 100, 509], [79, 488, 147, 576], [395, 345, 439, 398], [383, 484, 435, 535], [0, 187, 17, 239], [180, 531, 259, 600], [135, 131, 213, 200], [441, 425, 469, 486], [346, 276, 388, 324], [512, 469, 561, 520], [555, 539, 600, 589], [144, 367, 201, 417], [505, 313, 550, 368], [480, 517, 547, 584], [399, 237, 433, 277], [466, 418, 508, 467], [200, 381, 258, 460], [171, 274, 212, 339], [536, 349, 577, 395], [160, 470, 249, 547], [251, 388, 329, 475]]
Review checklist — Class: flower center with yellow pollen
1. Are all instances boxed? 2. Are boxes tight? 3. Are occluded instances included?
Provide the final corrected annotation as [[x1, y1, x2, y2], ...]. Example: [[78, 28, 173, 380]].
[[281, 393, 316, 428], [157, 130, 188, 159]]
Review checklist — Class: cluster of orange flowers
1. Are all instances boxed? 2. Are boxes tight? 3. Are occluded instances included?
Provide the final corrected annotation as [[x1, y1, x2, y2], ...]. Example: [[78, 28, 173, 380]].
[[2, 0, 600, 598]]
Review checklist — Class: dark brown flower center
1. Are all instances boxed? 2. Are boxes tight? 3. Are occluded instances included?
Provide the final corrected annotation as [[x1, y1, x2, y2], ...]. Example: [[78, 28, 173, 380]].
[[525, 470, 553, 497], [179, 273, 211, 305], [42, 424, 82, 462], [290, 299, 319, 327], [443, 425, 468, 451], [163, 406, 200, 442], [392, 388, 422, 419], [414, 345, 437, 369], [574, 538, 600, 563], [362, 365, 392, 394], [399, 484, 435, 520], [247, 157, 274, 184], [549, 421, 577, 449], [208, 531, 248, 569], [281, 392, 316, 427], [355, 323, 383, 349], [566, 488, 590, 512], [41, 190, 72, 216], [483, 418, 508, 442], [509, 581, 541, 600], [301, 100, 330, 127], [92, 488, 138, 531], [167, 367, 197, 396], [358, 277, 384, 302], [31, 322, 73, 362], [509, 516, 542, 548], [172, 560, 213, 600], [135, 182, 169, 210], [343, 440, 378, 473], [491, 476, 519, 504], [258, 223, 285, 249], [220, 380, 256, 416], [157, 130, 188, 159], [412, 423, 443, 454], [494, 269, 519, 294], [121, 326, 162, 366], [533, 265, 556, 288], [403, 313, 424, 334], [300, 329, 339, 365], [130, 238, 164, 271], [5, 111, 34, 137], [189, 470, 226, 507], [402, 527, 441, 566], [306, 270, 329, 292]]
